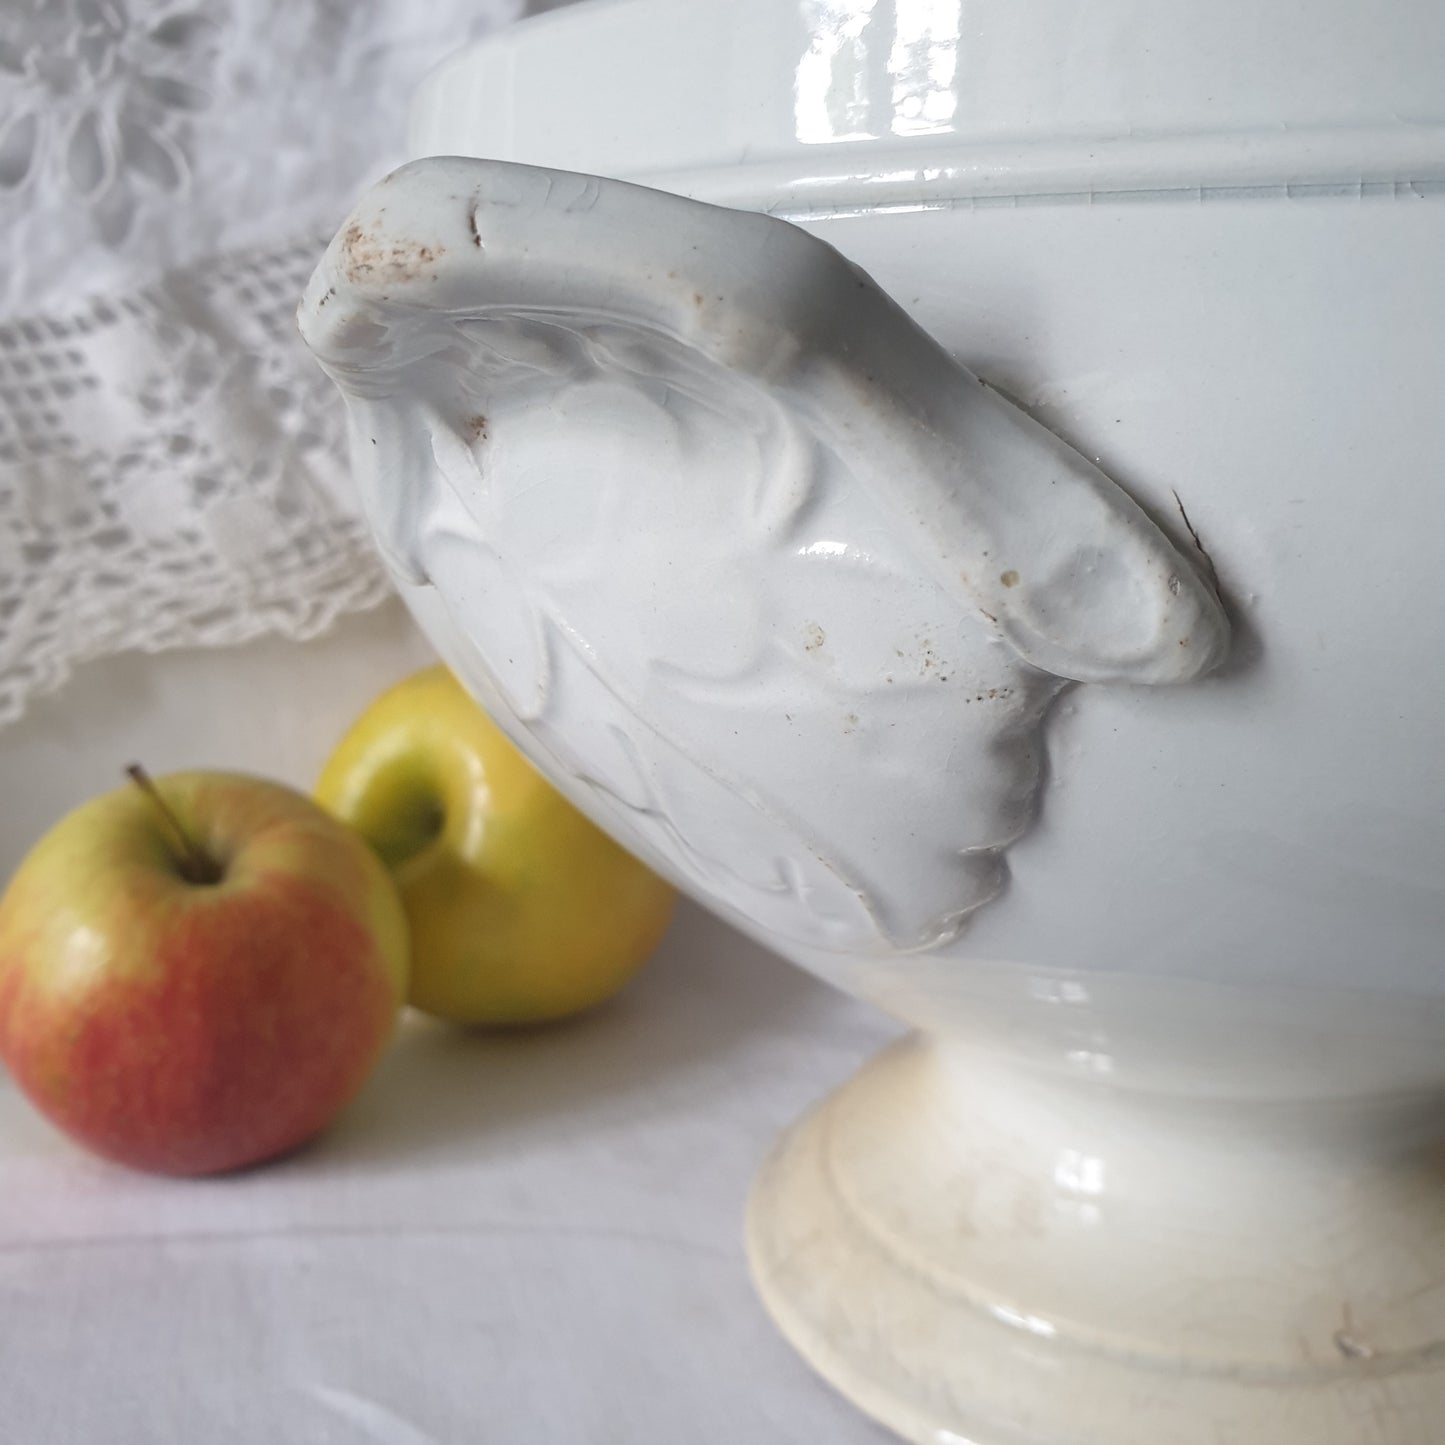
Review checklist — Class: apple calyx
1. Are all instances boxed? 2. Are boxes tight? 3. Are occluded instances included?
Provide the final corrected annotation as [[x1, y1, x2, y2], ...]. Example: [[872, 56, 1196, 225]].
[[125, 764, 226, 885]]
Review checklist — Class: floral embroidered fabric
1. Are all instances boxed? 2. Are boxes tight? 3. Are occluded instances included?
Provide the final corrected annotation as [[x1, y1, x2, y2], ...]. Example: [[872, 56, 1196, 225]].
[[0, 0, 522, 723]]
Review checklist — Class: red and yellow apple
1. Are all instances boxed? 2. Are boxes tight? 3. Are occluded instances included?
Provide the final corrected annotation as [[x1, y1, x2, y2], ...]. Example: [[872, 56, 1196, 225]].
[[316, 665, 676, 1025], [0, 769, 408, 1175]]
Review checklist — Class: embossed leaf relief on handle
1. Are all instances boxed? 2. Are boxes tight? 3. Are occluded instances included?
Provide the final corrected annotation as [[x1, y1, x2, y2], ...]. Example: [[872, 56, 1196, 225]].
[[300, 157, 1229, 956]]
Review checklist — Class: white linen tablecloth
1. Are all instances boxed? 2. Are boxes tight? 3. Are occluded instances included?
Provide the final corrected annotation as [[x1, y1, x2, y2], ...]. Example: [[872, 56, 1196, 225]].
[[0, 604, 900, 1444]]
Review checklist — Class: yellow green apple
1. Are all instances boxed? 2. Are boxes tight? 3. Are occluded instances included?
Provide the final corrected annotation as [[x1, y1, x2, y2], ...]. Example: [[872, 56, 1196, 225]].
[[315, 664, 676, 1025], [0, 769, 408, 1175]]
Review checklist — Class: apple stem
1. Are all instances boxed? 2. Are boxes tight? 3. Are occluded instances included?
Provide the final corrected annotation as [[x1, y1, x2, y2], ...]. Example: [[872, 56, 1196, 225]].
[[125, 764, 224, 885]]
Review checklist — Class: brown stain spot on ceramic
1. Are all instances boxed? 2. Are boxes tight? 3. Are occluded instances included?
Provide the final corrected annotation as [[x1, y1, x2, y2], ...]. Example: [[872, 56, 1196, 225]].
[[1000, 569, 1020, 588], [804, 622, 826, 653], [342, 224, 447, 286], [465, 415, 488, 444]]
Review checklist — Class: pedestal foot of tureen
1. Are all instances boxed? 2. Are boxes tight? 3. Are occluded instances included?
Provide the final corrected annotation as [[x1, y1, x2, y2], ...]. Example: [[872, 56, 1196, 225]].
[[747, 1033, 1445, 1445]]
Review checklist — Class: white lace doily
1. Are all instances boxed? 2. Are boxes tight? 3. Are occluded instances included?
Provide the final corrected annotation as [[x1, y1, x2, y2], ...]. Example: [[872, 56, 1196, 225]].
[[0, 0, 525, 724]]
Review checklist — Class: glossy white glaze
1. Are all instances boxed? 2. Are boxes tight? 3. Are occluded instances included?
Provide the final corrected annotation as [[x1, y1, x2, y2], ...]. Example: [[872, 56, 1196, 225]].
[[413, 0, 1445, 212], [300, 2, 1445, 1439]]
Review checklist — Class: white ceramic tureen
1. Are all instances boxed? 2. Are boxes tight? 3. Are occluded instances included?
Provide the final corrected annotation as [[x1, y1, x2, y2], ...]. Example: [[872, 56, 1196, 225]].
[[299, 2, 1445, 1440]]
